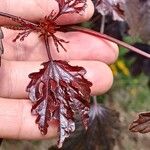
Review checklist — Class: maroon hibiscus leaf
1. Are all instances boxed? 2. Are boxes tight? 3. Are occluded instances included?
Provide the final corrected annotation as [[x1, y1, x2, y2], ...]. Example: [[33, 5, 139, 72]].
[[56, 0, 87, 15], [26, 60, 92, 148], [129, 112, 150, 133], [0, 27, 4, 66], [95, 0, 125, 21]]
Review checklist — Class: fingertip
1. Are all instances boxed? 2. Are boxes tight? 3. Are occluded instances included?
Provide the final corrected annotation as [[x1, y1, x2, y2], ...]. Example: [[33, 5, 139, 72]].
[[102, 40, 119, 64], [90, 62, 113, 95], [78, 0, 95, 23], [108, 42, 119, 63]]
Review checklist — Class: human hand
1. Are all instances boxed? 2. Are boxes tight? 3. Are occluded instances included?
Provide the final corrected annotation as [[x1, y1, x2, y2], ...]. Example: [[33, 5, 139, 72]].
[[0, 0, 118, 140]]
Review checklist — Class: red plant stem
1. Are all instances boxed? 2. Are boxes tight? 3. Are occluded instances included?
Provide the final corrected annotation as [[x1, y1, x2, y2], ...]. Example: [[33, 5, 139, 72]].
[[0, 12, 38, 27], [53, 11, 62, 21], [71, 26, 150, 59], [44, 35, 52, 60], [0, 11, 149, 58]]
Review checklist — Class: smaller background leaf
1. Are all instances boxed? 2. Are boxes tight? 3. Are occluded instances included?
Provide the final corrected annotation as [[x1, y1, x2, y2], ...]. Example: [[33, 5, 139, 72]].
[[95, 0, 125, 21], [129, 112, 150, 133]]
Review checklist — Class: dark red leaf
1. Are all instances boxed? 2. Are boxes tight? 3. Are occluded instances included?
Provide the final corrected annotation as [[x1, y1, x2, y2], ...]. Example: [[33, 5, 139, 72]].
[[26, 60, 92, 148], [129, 112, 150, 133], [56, 0, 87, 15], [95, 0, 125, 21]]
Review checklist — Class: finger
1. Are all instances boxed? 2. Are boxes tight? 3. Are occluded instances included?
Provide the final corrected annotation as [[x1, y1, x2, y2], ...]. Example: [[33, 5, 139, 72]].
[[0, 59, 113, 98], [0, 0, 94, 25], [2, 28, 118, 64], [0, 98, 58, 139]]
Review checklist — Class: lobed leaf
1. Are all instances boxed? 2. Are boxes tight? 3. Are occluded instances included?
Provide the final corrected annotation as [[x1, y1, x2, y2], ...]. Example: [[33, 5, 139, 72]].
[[129, 112, 150, 133], [27, 60, 92, 148], [56, 0, 87, 15], [95, 0, 125, 21]]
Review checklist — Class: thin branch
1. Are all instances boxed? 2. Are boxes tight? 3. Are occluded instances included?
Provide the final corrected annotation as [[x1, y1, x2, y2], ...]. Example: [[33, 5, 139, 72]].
[[44, 35, 52, 60], [52, 11, 62, 21], [0, 12, 38, 26], [70, 26, 150, 58], [100, 15, 105, 33], [93, 96, 98, 106]]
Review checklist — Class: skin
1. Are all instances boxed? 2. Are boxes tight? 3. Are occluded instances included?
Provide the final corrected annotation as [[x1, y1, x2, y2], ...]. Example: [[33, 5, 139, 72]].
[[0, 0, 119, 140]]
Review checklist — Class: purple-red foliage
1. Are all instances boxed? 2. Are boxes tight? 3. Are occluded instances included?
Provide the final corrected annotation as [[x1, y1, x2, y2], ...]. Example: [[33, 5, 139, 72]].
[[27, 60, 92, 147], [0, 0, 92, 147], [95, 0, 125, 21], [129, 112, 150, 133]]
